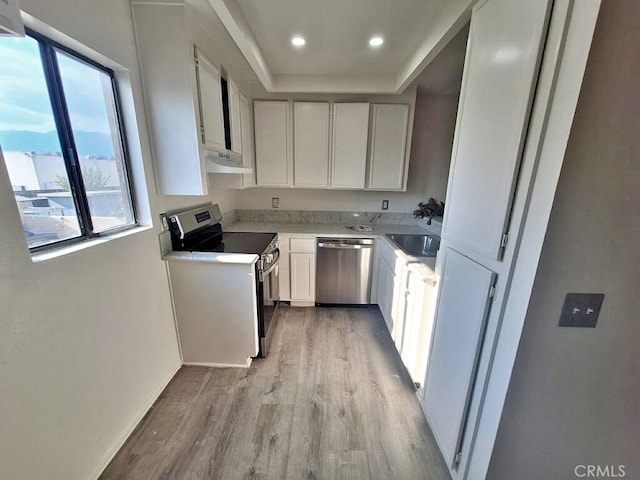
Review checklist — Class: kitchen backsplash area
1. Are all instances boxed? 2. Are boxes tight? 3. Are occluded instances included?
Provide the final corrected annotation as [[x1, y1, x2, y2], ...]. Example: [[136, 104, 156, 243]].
[[159, 208, 442, 257], [230, 209, 442, 231]]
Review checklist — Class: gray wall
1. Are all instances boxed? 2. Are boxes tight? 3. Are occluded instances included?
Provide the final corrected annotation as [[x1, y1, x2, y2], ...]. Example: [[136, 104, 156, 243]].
[[488, 0, 640, 478]]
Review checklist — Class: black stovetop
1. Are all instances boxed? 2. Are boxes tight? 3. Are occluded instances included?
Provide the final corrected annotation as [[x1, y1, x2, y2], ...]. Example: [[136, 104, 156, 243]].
[[196, 231, 276, 254], [172, 224, 275, 255]]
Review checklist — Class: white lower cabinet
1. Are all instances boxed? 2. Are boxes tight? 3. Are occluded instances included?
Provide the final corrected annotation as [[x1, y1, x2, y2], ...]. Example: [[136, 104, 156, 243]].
[[278, 236, 316, 306], [401, 263, 438, 387], [375, 237, 439, 388], [376, 256, 395, 331], [290, 253, 315, 304]]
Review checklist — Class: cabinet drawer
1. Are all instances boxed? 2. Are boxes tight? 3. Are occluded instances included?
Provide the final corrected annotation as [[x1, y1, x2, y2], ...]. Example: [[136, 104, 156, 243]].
[[290, 237, 316, 253]]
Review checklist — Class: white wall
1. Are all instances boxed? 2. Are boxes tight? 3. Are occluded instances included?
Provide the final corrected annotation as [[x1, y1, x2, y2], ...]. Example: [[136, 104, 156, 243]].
[[488, 0, 640, 477], [235, 89, 458, 212], [0, 0, 238, 478]]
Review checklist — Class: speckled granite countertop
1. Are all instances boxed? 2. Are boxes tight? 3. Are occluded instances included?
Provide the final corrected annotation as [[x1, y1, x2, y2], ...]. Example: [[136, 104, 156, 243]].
[[162, 250, 259, 264], [161, 221, 441, 269], [225, 221, 436, 236], [225, 222, 439, 270]]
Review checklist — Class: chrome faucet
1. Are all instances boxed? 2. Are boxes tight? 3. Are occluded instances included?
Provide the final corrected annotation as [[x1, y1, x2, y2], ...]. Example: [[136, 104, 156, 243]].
[[426, 204, 444, 225]]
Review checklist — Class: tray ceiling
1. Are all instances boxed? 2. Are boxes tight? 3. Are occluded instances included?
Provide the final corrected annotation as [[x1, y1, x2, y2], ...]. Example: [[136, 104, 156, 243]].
[[208, 0, 475, 93]]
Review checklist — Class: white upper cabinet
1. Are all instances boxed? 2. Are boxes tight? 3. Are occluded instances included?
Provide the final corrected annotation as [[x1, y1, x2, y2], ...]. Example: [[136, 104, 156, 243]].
[[252, 100, 412, 191], [293, 102, 330, 188], [239, 94, 256, 187], [331, 103, 370, 189], [254, 101, 291, 187], [195, 48, 225, 151], [442, 0, 550, 259], [227, 78, 242, 154], [132, 1, 242, 195], [368, 104, 409, 190]]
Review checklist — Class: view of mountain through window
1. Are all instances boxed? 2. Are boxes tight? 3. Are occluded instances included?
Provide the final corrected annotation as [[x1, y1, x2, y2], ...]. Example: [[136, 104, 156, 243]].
[[0, 33, 134, 250]]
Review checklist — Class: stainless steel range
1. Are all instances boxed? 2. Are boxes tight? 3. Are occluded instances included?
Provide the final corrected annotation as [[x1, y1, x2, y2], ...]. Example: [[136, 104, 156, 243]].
[[167, 204, 280, 358]]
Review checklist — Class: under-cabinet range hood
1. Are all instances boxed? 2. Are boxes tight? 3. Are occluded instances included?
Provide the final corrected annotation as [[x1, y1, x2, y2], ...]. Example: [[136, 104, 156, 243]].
[[204, 149, 253, 174]]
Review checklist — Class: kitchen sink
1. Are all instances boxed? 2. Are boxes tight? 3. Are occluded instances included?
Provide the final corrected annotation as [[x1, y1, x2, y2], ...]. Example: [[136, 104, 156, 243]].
[[386, 233, 441, 257]]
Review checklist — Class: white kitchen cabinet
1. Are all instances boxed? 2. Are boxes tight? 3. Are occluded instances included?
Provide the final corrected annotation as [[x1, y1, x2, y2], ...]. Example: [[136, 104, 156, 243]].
[[423, 248, 496, 468], [195, 48, 226, 151], [376, 254, 395, 331], [239, 94, 256, 187], [254, 101, 292, 187], [331, 103, 370, 189], [442, 0, 550, 260], [293, 102, 330, 187], [211, 92, 256, 189], [288, 236, 316, 306], [368, 104, 409, 190], [227, 78, 242, 154], [401, 263, 438, 388], [132, 1, 231, 195], [290, 253, 315, 304], [376, 237, 409, 336], [277, 234, 291, 300]]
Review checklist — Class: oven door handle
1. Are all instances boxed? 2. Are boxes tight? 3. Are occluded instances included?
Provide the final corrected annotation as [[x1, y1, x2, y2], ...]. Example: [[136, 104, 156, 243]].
[[260, 249, 280, 277]]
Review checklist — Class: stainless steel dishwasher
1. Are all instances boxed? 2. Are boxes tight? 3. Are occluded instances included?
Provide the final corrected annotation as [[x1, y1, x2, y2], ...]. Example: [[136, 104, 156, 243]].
[[316, 238, 374, 305]]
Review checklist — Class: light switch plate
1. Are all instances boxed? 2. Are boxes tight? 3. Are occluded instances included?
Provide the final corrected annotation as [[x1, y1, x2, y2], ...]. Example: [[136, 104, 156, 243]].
[[559, 293, 605, 328], [382, 200, 389, 210]]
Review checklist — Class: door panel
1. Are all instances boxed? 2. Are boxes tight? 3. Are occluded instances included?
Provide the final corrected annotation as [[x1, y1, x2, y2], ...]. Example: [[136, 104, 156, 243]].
[[293, 102, 330, 187], [443, 0, 552, 259], [423, 248, 496, 467]]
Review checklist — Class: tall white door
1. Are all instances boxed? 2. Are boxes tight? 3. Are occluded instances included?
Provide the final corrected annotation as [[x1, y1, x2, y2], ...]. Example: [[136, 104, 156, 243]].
[[423, 249, 496, 468], [443, 0, 552, 259]]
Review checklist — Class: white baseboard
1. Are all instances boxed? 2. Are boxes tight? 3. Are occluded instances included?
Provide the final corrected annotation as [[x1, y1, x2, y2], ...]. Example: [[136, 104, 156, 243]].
[[183, 358, 251, 368], [89, 360, 182, 480], [290, 301, 315, 307]]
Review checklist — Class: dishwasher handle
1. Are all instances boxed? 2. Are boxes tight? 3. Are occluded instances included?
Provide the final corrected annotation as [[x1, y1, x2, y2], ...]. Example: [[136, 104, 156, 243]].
[[317, 238, 374, 249]]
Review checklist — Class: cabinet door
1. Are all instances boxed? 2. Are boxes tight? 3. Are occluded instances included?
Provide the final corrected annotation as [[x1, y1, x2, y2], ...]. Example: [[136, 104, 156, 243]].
[[195, 47, 225, 150], [293, 102, 329, 187], [423, 248, 496, 467], [376, 256, 395, 332], [331, 103, 369, 189], [227, 78, 242, 154], [254, 101, 291, 187], [443, 0, 551, 259], [239, 94, 256, 187], [401, 267, 438, 386], [290, 252, 315, 301], [368, 104, 409, 190], [278, 234, 290, 301]]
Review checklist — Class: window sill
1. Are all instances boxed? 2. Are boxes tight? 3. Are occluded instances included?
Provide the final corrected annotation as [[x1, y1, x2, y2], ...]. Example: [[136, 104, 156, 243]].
[[31, 225, 153, 263]]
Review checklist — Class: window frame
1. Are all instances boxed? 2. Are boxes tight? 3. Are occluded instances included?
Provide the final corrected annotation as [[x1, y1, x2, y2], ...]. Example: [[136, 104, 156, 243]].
[[17, 27, 137, 253]]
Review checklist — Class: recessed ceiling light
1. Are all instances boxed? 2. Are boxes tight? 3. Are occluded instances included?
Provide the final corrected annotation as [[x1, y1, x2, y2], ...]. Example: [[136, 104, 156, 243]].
[[291, 35, 306, 47], [369, 36, 384, 47]]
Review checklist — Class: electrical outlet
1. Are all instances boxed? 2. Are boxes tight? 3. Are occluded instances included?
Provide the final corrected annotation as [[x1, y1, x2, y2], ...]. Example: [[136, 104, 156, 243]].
[[558, 293, 605, 328], [382, 200, 389, 210], [272, 197, 279, 209]]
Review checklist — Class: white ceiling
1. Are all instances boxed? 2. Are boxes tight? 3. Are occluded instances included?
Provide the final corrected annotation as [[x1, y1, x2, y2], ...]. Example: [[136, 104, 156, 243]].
[[208, 0, 475, 93]]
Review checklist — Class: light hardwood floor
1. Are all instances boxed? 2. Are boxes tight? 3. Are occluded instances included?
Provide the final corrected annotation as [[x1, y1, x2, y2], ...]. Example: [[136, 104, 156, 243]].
[[101, 306, 450, 480]]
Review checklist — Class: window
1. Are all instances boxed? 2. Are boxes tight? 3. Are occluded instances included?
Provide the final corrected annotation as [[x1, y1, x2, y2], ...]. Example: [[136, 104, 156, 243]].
[[0, 29, 135, 251]]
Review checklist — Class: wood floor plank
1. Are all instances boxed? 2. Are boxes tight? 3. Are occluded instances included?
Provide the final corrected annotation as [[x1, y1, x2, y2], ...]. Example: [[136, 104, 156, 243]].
[[101, 306, 450, 480]]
